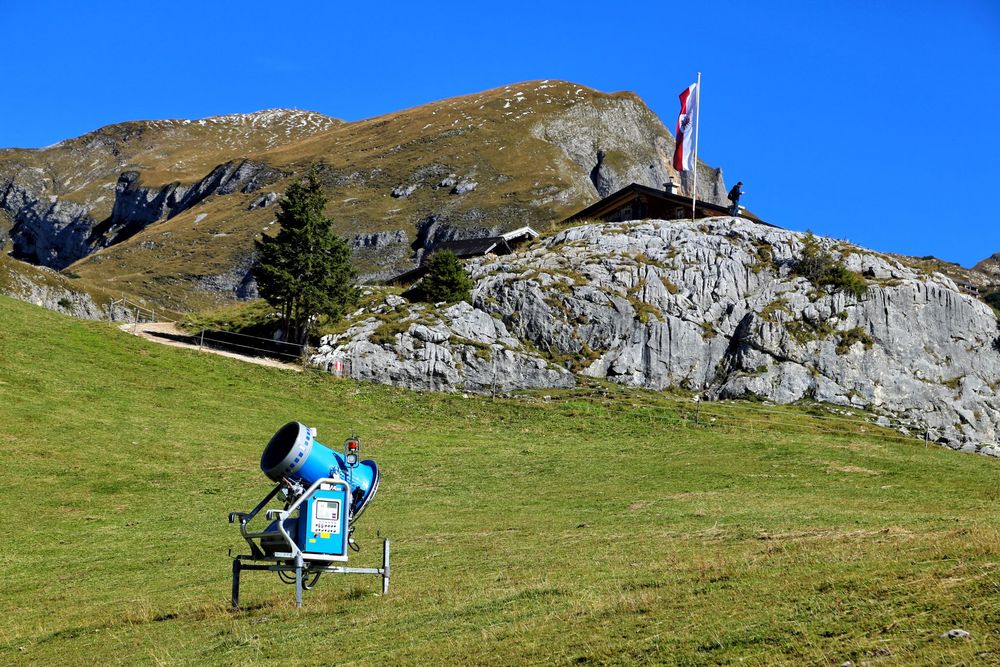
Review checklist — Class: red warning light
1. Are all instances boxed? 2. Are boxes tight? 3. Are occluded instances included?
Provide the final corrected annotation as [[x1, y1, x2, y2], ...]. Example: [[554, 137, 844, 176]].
[[347, 439, 358, 451]]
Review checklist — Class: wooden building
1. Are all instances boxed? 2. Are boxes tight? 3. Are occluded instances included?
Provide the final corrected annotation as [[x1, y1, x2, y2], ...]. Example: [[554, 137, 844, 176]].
[[433, 226, 539, 259], [562, 183, 772, 227], [388, 226, 539, 285]]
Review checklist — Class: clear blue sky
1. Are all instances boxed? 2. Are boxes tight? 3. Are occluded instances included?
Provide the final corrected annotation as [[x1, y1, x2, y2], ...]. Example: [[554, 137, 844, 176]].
[[4, 0, 999, 266]]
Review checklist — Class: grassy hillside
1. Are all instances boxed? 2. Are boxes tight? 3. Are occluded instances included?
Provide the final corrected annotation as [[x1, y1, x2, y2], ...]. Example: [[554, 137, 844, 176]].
[[4, 81, 691, 310], [66, 81, 664, 306], [0, 295, 996, 665]]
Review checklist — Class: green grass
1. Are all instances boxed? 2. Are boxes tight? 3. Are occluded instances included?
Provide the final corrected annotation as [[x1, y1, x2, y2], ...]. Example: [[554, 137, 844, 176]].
[[0, 295, 997, 665]]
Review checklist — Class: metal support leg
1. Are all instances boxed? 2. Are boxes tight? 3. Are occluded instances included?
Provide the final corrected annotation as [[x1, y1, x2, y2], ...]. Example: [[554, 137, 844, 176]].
[[294, 554, 304, 608], [231, 559, 241, 609], [382, 538, 391, 595]]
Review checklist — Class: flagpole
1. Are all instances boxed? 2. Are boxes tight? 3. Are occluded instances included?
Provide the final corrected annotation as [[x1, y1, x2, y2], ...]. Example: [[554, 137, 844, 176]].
[[691, 71, 701, 222]]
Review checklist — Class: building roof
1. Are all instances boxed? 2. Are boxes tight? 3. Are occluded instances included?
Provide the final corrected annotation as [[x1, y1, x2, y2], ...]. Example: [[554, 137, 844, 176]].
[[500, 226, 540, 241], [385, 226, 539, 285], [562, 183, 774, 227], [434, 236, 512, 258]]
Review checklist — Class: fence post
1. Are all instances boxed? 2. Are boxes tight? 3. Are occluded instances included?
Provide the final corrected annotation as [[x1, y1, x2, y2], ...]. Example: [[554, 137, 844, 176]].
[[491, 359, 498, 399], [199, 329, 205, 352], [924, 431, 929, 449]]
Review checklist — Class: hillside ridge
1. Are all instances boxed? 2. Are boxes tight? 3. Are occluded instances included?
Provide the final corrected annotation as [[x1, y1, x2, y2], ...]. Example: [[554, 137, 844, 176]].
[[1, 80, 729, 309]]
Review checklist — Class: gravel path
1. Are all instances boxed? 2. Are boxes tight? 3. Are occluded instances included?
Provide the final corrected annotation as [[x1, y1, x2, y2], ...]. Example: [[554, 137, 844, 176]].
[[119, 321, 302, 371]]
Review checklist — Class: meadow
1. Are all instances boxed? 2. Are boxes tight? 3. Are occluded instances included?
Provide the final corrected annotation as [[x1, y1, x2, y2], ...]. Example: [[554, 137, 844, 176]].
[[0, 295, 996, 665]]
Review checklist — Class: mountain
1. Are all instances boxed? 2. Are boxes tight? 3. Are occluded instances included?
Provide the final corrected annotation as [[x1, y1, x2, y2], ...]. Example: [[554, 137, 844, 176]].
[[312, 217, 1000, 454], [0, 81, 728, 311]]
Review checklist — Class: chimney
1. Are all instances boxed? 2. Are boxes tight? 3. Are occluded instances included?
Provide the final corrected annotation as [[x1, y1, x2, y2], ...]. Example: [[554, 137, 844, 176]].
[[664, 177, 680, 195]]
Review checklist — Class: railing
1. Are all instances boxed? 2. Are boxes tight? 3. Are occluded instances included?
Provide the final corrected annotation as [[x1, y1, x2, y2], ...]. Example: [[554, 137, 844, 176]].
[[108, 297, 160, 328], [194, 327, 305, 362]]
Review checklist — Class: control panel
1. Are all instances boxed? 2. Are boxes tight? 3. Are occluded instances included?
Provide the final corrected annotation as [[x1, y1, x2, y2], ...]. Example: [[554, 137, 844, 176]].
[[295, 481, 350, 560], [311, 498, 341, 534]]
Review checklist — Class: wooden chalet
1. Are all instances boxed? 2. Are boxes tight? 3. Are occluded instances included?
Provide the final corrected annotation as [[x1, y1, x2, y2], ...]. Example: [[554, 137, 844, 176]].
[[562, 183, 772, 227], [433, 226, 539, 259], [388, 226, 539, 285]]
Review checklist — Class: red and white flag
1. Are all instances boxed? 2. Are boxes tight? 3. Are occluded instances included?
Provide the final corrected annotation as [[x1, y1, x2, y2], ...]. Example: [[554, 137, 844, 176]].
[[672, 82, 698, 172]]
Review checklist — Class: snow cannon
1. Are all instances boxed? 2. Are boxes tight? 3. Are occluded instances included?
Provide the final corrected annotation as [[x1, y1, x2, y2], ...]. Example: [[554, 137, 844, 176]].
[[228, 422, 389, 609], [261, 421, 380, 521]]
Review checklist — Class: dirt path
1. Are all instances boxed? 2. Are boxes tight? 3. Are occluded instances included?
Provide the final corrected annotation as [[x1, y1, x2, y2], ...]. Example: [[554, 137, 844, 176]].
[[120, 321, 303, 371]]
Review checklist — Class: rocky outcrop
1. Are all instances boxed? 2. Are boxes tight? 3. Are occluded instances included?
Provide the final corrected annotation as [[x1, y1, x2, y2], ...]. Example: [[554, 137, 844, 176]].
[[314, 218, 1000, 454], [352, 229, 407, 250], [248, 192, 278, 210], [1, 174, 96, 268], [530, 93, 728, 207], [0, 257, 137, 320], [451, 179, 478, 195], [0, 158, 285, 269], [391, 184, 418, 198], [92, 159, 285, 248], [194, 253, 258, 300], [310, 299, 573, 393]]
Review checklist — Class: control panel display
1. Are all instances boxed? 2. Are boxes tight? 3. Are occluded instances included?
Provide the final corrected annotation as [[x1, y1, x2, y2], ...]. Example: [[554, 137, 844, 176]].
[[311, 498, 341, 534]]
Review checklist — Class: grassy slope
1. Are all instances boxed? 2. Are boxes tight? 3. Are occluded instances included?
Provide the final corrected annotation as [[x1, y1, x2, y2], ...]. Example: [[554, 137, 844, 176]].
[[0, 295, 996, 666]]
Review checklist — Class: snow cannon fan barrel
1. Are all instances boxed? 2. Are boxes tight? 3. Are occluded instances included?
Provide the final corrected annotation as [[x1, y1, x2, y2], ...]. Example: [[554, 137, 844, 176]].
[[261, 421, 380, 521]]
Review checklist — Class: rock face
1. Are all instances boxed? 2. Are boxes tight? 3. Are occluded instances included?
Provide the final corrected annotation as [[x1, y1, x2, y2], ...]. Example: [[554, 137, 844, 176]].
[[91, 159, 284, 249], [1, 174, 95, 268], [529, 91, 728, 208], [1, 158, 285, 270], [0, 257, 134, 320], [194, 253, 258, 300], [311, 299, 573, 393], [351, 230, 407, 250], [315, 217, 1000, 453]]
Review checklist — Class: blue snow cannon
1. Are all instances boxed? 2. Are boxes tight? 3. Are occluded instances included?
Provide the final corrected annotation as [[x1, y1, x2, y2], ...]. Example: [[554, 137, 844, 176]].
[[260, 421, 380, 521]]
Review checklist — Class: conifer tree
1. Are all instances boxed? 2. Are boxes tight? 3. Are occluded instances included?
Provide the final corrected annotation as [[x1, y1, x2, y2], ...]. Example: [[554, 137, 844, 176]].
[[253, 172, 358, 344], [421, 250, 473, 303]]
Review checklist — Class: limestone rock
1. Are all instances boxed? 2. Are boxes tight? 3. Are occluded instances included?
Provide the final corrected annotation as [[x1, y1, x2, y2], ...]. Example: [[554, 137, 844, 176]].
[[325, 217, 1000, 450], [351, 230, 407, 250], [248, 192, 279, 210], [451, 180, 478, 195], [391, 184, 418, 198], [310, 302, 573, 393]]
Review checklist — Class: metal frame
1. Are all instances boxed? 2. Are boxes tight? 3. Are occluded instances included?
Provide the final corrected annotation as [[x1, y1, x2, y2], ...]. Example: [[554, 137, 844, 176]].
[[229, 477, 390, 608]]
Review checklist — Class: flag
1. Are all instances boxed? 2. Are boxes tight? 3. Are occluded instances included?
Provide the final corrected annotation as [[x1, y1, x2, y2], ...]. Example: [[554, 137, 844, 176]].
[[672, 82, 698, 172]]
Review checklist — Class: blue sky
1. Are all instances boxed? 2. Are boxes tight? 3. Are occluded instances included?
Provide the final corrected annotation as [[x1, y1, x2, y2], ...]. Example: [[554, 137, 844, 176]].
[[4, 0, 999, 266]]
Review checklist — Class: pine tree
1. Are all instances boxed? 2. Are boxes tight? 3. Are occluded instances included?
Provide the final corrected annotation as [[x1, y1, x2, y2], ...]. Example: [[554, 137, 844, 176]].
[[253, 172, 358, 345], [421, 250, 474, 303]]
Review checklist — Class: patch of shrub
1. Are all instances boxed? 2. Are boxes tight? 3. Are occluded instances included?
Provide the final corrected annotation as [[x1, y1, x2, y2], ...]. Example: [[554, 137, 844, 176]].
[[786, 318, 836, 346], [370, 319, 410, 346], [749, 238, 775, 274], [661, 276, 679, 294], [792, 232, 868, 299], [983, 289, 1000, 317], [760, 298, 793, 322], [835, 327, 875, 355]]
